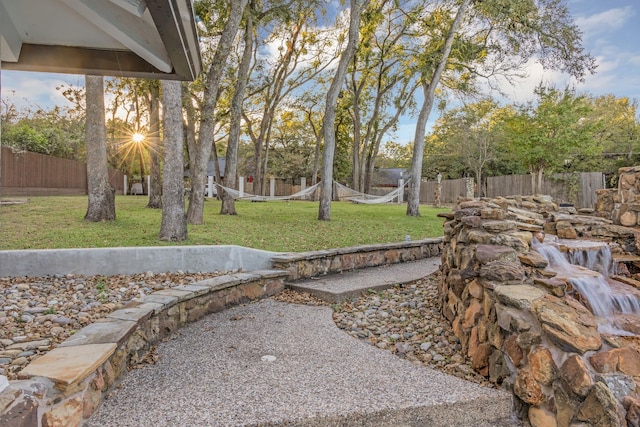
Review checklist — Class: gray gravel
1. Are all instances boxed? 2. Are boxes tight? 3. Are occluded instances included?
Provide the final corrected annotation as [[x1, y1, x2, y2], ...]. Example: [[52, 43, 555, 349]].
[[88, 298, 515, 427]]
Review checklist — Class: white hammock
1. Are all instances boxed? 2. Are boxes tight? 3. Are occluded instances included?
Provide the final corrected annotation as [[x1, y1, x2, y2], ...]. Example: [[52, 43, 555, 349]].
[[216, 181, 320, 201], [334, 180, 410, 204]]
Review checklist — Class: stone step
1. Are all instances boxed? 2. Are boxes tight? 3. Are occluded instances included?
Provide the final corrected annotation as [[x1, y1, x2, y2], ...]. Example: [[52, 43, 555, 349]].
[[288, 258, 441, 303]]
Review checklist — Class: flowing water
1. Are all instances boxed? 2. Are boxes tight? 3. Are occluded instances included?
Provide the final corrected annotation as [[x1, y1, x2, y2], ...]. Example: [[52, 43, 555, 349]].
[[532, 238, 640, 335]]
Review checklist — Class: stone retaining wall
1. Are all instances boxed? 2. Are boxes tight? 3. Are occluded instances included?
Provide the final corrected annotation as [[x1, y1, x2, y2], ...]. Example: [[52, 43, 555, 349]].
[[0, 270, 288, 426], [272, 238, 443, 281], [440, 195, 640, 427]]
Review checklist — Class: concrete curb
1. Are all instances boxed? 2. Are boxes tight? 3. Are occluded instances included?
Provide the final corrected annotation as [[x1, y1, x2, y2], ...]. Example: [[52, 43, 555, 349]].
[[0, 245, 281, 277]]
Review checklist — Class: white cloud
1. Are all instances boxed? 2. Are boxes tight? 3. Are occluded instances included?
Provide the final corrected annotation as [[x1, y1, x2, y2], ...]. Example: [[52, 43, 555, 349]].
[[2, 71, 78, 110], [575, 6, 635, 36]]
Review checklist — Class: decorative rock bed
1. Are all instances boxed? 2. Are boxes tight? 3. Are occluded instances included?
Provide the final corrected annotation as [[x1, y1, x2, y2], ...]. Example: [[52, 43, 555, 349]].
[[440, 193, 640, 427], [0, 239, 442, 426]]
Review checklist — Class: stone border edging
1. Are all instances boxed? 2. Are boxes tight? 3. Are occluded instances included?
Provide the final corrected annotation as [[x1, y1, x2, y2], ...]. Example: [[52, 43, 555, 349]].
[[272, 238, 443, 280], [0, 269, 288, 426]]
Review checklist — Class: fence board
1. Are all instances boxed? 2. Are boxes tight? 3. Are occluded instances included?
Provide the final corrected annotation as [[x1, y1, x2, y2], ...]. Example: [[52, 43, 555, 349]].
[[1, 147, 124, 196], [486, 172, 603, 208]]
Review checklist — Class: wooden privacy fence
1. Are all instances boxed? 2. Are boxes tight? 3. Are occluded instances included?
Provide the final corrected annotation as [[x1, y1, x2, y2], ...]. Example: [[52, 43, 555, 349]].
[[485, 172, 604, 209], [417, 172, 604, 208], [1, 147, 124, 196], [420, 178, 473, 205]]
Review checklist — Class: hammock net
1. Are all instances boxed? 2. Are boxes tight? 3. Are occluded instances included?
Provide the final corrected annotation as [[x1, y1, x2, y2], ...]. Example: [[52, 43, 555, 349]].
[[334, 180, 409, 204], [215, 180, 407, 204], [216, 181, 321, 201]]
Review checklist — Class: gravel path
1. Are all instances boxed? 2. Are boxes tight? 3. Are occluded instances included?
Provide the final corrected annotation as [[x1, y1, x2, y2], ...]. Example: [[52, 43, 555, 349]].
[[88, 297, 512, 427]]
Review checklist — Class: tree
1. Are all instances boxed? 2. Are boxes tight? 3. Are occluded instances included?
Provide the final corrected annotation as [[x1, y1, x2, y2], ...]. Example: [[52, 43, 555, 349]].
[[221, 5, 254, 215], [159, 80, 188, 241], [378, 141, 413, 169], [430, 99, 501, 196], [267, 110, 317, 182], [146, 82, 162, 208], [1, 103, 85, 160], [319, 0, 369, 221], [346, 0, 417, 192], [577, 95, 640, 176], [405, 0, 597, 216], [84, 75, 116, 222], [406, 0, 470, 217], [242, 0, 337, 195], [186, 0, 249, 224], [500, 84, 595, 193]]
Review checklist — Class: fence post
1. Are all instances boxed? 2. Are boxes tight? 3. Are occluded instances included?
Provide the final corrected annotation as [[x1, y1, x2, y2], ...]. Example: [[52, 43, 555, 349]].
[[434, 173, 442, 207], [205, 175, 213, 198], [465, 177, 475, 198], [270, 177, 275, 198], [147, 175, 150, 196], [398, 179, 404, 203], [301, 177, 306, 199], [239, 176, 244, 197], [124, 175, 128, 195]]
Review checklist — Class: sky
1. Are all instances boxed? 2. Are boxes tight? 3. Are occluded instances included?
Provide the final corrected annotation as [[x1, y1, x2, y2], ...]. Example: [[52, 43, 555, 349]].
[[2, 0, 640, 145]]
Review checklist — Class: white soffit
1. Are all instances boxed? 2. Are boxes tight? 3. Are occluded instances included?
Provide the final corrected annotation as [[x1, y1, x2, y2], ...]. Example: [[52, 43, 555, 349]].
[[0, 0, 201, 80]]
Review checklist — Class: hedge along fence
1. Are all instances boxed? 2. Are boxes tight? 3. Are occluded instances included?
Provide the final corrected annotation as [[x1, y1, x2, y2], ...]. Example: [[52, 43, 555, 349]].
[[1, 147, 124, 197]]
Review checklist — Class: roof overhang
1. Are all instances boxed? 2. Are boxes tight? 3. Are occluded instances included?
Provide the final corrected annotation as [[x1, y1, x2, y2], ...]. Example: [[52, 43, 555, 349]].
[[0, 0, 202, 81]]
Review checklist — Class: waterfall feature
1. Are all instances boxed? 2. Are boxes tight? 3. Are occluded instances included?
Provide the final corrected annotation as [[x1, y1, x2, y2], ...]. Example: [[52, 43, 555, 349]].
[[532, 238, 640, 335]]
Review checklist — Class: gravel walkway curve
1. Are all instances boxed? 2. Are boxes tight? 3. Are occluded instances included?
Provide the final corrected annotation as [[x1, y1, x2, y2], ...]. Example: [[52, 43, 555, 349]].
[[87, 297, 516, 426]]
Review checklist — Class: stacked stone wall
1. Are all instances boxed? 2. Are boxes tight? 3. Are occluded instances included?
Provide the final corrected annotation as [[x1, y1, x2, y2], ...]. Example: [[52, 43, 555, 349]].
[[441, 194, 640, 427], [597, 166, 640, 227], [272, 238, 443, 281]]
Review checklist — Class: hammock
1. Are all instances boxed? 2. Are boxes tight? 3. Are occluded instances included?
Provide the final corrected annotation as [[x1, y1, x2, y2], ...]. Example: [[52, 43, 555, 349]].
[[334, 180, 410, 204], [216, 181, 320, 201]]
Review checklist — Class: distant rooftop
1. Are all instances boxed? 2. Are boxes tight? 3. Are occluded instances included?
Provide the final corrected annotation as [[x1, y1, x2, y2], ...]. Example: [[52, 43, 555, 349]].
[[0, 0, 202, 80]]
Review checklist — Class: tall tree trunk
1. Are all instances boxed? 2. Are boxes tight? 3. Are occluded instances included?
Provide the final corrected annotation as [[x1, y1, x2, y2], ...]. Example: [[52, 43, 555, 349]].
[[222, 12, 253, 215], [186, 0, 248, 224], [536, 168, 544, 194], [319, 0, 367, 221], [147, 82, 162, 208], [406, 0, 470, 217], [159, 80, 187, 241], [84, 75, 115, 222]]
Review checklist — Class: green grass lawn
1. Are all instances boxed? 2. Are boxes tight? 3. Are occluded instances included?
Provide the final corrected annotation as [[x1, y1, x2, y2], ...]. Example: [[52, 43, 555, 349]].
[[0, 196, 449, 252]]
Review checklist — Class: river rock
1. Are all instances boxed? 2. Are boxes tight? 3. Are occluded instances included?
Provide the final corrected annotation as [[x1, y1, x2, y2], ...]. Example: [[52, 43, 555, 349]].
[[623, 396, 640, 427], [514, 369, 544, 405], [474, 245, 518, 265], [518, 251, 549, 268], [595, 373, 635, 401], [528, 405, 557, 427], [589, 347, 640, 377], [494, 285, 545, 310], [482, 220, 516, 233], [576, 382, 624, 427], [529, 346, 558, 386], [560, 354, 593, 397], [479, 261, 526, 283], [532, 295, 601, 354]]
